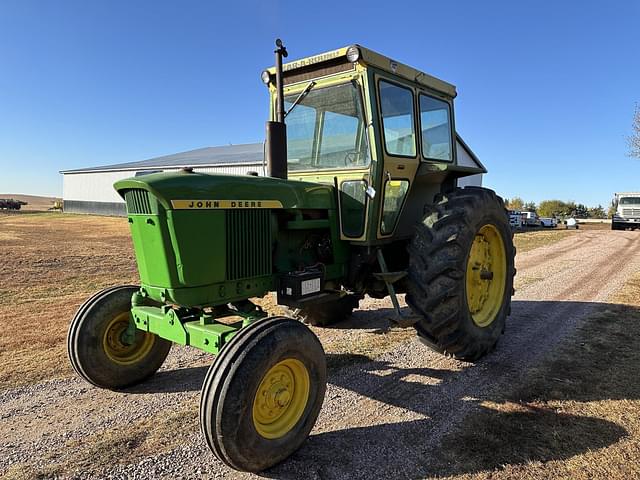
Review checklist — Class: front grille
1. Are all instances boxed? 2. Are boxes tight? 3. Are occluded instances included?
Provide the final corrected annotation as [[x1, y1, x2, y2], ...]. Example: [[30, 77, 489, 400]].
[[226, 209, 272, 280], [124, 189, 152, 215], [622, 208, 640, 217]]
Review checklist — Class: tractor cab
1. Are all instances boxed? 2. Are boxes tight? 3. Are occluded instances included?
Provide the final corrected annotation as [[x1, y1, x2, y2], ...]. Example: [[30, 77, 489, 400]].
[[262, 45, 485, 244]]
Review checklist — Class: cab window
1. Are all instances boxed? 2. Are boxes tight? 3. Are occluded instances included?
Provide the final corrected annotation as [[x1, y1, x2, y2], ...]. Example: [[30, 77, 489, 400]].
[[379, 81, 416, 157], [381, 180, 410, 234], [285, 82, 370, 171], [419, 94, 452, 161], [340, 180, 368, 237]]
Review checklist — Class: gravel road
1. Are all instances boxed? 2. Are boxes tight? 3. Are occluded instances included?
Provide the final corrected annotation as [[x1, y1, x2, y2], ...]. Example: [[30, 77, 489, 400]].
[[2, 229, 640, 479]]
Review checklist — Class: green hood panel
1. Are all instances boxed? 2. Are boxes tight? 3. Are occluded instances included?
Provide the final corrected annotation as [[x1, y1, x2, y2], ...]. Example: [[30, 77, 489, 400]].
[[114, 171, 336, 210]]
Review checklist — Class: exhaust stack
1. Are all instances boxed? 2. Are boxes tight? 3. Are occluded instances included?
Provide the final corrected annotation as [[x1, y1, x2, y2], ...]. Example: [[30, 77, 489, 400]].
[[265, 38, 288, 180]]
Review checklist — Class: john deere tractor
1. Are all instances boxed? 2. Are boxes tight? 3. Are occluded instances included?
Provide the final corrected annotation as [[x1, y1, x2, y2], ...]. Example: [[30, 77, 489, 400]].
[[67, 40, 515, 472]]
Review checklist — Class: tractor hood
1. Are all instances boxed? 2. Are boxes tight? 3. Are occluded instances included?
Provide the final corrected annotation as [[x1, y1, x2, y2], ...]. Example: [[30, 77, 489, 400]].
[[114, 170, 336, 211]]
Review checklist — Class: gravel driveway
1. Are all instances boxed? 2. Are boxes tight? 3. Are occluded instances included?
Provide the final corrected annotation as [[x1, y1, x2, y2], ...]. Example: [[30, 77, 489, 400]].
[[2, 229, 640, 479]]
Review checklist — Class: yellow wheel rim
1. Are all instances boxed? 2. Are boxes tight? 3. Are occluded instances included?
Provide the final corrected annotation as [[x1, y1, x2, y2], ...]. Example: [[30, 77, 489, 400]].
[[466, 224, 507, 328], [252, 358, 310, 439], [102, 312, 155, 365]]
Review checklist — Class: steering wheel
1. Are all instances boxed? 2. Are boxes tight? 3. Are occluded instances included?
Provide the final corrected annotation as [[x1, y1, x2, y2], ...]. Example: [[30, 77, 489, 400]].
[[344, 151, 360, 166]]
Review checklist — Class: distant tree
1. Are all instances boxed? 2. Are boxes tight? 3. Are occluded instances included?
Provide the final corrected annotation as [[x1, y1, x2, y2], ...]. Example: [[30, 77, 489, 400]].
[[538, 199, 567, 217], [507, 197, 524, 210], [608, 199, 618, 218], [523, 201, 537, 212], [574, 203, 589, 218], [588, 205, 606, 218], [629, 104, 640, 158]]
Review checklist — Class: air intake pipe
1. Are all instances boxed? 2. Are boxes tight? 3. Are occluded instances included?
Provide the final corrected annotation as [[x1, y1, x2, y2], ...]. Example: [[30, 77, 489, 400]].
[[265, 38, 288, 180]]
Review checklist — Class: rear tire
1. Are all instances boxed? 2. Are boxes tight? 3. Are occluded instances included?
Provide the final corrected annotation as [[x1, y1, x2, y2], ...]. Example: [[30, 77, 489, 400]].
[[200, 317, 326, 472], [67, 285, 172, 389], [406, 187, 516, 361], [283, 294, 360, 327]]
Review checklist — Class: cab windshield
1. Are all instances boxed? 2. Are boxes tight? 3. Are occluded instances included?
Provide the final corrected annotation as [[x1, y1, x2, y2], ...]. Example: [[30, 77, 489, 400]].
[[284, 82, 370, 171], [619, 197, 640, 205]]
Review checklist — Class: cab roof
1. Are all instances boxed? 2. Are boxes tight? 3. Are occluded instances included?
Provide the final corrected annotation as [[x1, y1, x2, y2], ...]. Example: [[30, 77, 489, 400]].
[[267, 45, 457, 98]]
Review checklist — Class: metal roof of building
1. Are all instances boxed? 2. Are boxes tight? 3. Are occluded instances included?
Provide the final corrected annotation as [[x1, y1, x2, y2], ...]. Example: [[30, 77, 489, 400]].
[[60, 143, 264, 174], [61, 135, 483, 175]]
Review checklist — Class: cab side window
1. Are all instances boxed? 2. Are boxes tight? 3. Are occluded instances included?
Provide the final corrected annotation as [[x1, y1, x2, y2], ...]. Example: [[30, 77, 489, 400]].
[[419, 94, 452, 161], [379, 81, 416, 157]]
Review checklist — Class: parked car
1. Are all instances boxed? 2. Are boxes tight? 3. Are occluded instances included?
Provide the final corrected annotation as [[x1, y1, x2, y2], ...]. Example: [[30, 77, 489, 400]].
[[565, 218, 579, 230], [508, 210, 524, 228], [522, 211, 540, 227], [540, 217, 558, 228]]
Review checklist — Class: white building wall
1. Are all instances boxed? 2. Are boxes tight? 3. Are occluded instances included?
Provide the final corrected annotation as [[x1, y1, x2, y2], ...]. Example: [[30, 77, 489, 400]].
[[63, 171, 134, 203], [457, 174, 482, 187], [63, 164, 265, 203], [194, 164, 265, 176], [455, 138, 483, 187]]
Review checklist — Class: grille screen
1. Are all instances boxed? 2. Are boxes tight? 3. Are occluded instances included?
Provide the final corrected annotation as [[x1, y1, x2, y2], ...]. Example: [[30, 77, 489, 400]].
[[226, 209, 272, 280], [622, 208, 640, 217], [124, 189, 152, 215]]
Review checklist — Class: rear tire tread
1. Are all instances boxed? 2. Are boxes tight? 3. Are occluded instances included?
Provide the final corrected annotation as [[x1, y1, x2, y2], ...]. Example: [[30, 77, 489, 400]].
[[407, 188, 516, 361]]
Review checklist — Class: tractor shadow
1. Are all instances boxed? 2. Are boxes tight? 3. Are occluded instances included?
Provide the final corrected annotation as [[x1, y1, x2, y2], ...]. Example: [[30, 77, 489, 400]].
[[326, 302, 414, 333], [125, 365, 209, 394], [263, 299, 639, 479]]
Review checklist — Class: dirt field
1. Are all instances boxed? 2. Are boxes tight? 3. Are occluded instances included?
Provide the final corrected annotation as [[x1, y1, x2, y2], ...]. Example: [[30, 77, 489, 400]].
[[1, 213, 639, 479]]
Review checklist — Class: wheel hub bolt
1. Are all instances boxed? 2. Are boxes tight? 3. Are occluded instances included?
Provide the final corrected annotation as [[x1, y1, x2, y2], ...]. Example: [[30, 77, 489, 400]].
[[480, 270, 493, 280], [275, 388, 290, 407]]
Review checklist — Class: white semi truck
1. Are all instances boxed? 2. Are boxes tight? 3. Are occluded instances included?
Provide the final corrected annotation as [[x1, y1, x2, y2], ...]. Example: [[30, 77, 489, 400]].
[[612, 192, 640, 230]]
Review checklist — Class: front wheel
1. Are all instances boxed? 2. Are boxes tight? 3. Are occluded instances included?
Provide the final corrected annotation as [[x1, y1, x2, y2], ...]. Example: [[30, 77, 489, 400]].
[[200, 317, 326, 472], [67, 285, 172, 389], [406, 187, 516, 361]]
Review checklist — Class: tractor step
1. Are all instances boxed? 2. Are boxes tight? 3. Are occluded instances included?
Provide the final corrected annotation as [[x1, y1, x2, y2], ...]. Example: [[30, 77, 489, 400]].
[[373, 271, 407, 284], [390, 313, 421, 328]]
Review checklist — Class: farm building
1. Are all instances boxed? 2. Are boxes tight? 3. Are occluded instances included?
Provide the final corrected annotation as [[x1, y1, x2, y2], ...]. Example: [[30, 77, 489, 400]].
[[60, 135, 484, 216]]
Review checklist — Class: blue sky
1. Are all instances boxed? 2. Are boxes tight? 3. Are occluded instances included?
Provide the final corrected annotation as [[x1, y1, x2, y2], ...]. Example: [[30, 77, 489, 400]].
[[0, 0, 638, 207]]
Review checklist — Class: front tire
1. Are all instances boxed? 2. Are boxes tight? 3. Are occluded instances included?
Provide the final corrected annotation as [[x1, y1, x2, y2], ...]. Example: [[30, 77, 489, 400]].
[[67, 285, 172, 389], [406, 187, 516, 361], [200, 317, 326, 472]]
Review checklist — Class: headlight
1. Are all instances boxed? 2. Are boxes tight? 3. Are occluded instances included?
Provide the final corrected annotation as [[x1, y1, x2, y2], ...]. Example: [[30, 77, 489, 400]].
[[346, 45, 361, 63]]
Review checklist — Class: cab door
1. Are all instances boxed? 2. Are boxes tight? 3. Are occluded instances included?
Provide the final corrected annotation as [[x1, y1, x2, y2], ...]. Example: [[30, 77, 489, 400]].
[[374, 76, 419, 238]]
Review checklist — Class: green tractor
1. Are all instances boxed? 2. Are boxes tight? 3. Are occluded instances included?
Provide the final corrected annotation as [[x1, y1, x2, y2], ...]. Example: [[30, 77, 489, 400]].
[[67, 40, 515, 472]]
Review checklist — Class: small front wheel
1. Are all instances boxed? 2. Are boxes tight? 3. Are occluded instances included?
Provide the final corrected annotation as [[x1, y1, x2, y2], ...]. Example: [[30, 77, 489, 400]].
[[200, 317, 327, 472], [67, 285, 172, 389]]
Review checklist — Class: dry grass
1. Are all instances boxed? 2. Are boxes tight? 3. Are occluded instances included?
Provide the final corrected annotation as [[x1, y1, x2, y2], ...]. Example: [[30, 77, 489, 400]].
[[513, 228, 575, 253], [426, 274, 640, 479], [578, 222, 612, 230], [0, 213, 137, 389]]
